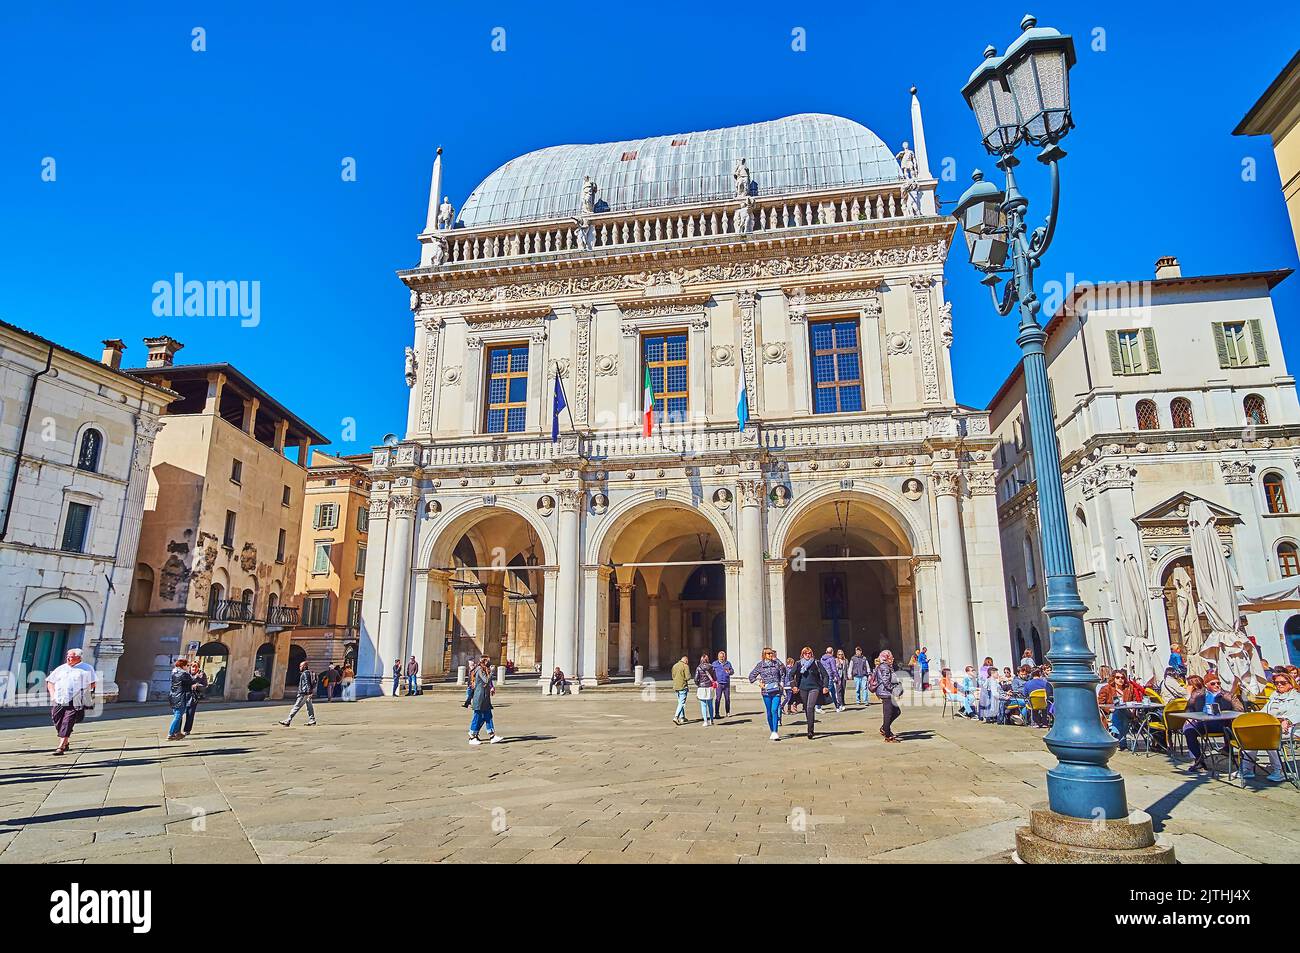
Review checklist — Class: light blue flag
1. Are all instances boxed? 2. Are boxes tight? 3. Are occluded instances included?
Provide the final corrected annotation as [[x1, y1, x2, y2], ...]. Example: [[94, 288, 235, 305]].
[[737, 355, 749, 431]]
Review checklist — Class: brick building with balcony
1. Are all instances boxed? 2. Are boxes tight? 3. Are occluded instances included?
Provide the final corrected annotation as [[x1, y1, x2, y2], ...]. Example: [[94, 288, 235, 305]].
[[117, 336, 327, 701]]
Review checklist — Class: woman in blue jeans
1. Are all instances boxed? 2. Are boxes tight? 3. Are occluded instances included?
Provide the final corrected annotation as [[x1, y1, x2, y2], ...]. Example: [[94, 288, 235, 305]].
[[749, 647, 789, 741]]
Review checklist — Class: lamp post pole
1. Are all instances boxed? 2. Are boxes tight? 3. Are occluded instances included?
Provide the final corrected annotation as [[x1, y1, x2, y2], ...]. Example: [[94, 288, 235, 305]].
[[997, 150, 1127, 821]]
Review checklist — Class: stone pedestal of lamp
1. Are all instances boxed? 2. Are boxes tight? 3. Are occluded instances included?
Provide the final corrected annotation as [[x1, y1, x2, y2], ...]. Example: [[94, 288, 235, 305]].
[[1013, 805, 1175, 864]]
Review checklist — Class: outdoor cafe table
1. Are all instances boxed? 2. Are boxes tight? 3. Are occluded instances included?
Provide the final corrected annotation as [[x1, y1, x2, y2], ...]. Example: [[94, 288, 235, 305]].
[[1178, 710, 1242, 776], [1110, 701, 1166, 755]]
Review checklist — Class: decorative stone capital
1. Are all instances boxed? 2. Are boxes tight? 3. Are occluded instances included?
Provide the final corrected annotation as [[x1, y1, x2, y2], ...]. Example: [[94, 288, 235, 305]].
[[422, 315, 444, 332], [966, 470, 996, 496], [929, 469, 962, 497], [908, 273, 933, 294], [1220, 459, 1256, 485], [616, 583, 635, 596], [736, 289, 757, 311], [737, 479, 766, 507], [558, 487, 585, 512], [389, 494, 418, 519]]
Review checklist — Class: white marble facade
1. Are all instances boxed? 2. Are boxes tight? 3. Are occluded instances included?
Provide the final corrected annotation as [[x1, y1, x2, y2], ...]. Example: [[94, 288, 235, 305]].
[[358, 103, 1009, 694], [0, 330, 169, 703], [992, 260, 1300, 672]]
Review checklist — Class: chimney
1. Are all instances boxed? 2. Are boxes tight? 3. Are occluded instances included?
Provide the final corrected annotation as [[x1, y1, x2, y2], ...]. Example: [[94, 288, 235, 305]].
[[1154, 256, 1181, 280], [100, 339, 126, 370], [143, 335, 184, 367]]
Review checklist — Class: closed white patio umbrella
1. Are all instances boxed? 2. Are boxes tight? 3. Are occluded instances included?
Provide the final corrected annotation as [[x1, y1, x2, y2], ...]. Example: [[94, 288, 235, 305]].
[[1187, 500, 1267, 694], [1115, 539, 1161, 686]]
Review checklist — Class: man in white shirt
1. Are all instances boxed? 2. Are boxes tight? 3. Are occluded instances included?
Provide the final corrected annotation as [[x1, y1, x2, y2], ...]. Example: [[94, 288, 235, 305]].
[[45, 648, 96, 755]]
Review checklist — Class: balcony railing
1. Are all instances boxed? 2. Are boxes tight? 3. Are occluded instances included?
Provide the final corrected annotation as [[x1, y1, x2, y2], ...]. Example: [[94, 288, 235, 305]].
[[209, 599, 254, 623], [428, 182, 936, 269], [373, 411, 986, 474], [266, 605, 300, 627]]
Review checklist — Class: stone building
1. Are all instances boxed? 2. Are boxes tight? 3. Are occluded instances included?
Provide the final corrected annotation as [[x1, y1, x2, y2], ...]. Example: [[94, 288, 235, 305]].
[[117, 337, 327, 701], [989, 259, 1300, 670], [360, 101, 1008, 695], [290, 450, 371, 682], [0, 325, 172, 703]]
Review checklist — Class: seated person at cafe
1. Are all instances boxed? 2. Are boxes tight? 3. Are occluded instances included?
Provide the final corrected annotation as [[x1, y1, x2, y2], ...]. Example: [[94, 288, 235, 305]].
[[1021, 667, 1053, 727], [1242, 670, 1300, 782], [1155, 666, 1187, 701], [1097, 669, 1143, 750], [1182, 672, 1245, 772], [941, 668, 973, 717]]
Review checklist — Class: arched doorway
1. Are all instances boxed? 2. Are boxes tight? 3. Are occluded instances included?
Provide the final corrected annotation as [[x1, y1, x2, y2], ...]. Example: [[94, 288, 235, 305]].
[[427, 507, 552, 677], [776, 493, 916, 661], [595, 499, 730, 677], [253, 642, 276, 681], [1285, 615, 1300, 667], [1160, 555, 1213, 676], [285, 644, 307, 688], [1030, 626, 1044, 664], [197, 642, 229, 698]]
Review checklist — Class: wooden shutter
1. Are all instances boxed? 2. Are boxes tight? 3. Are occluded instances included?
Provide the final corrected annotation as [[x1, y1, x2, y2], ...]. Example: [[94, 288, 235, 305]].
[[1212, 323, 1230, 368], [1106, 330, 1123, 374], [312, 503, 322, 529], [1249, 319, 1269, 366], [1140, 328, 1160, 373]]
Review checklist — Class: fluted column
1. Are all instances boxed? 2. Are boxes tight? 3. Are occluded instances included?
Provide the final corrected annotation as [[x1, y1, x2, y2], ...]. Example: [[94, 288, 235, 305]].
[[617, 583, 634, 674], [379, 492, 418, 683], [737, 479, 767, 678], [554, 488, 583, 678], [931, 469, 976, 669]]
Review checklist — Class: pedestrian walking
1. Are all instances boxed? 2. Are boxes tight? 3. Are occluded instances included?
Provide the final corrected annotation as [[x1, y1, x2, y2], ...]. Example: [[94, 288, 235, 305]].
[[328, 664, 342, 701], [875, 649, 901, 742], [849, 647, 871, 705], [468, 655, 500, 745], [694, 654, 718, 726], [391, 659, 402, 696], [46, 648, 95, 755], [183, 660, 207, 735], [833, 649, 849, 712], [917, 645, 930, 691], [279, 661, 318, 726], [671, 654, 690, 724], [165, 657, 193, 741], [748, 647, 788, 740], [793, 646, 830, 739], [782, 656, 800, 714], [632, 646, 640, 671], [711, 650, 734, 719], [406, 656, 420, 696], [818, 647, 839, 712]]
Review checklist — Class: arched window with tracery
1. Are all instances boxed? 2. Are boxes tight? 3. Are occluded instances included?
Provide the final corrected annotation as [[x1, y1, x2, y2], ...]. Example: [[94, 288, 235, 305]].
[[1278, 542, 1300, 578], [1136, 399, 1159, 431], [1170, 397, 1194, 429], [1265, 472, 1289, 514], [77, 428, 103, 472], [1245, 394, 1269, 426]]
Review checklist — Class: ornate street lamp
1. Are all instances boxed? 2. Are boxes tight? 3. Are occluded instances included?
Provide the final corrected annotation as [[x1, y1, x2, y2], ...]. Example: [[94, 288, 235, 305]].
[[953, 14, 1172, 862]]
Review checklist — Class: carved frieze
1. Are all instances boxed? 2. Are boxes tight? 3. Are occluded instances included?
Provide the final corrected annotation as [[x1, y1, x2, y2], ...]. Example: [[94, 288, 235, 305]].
[[910, 274, 941, 403], [574, 302, 593, 424]]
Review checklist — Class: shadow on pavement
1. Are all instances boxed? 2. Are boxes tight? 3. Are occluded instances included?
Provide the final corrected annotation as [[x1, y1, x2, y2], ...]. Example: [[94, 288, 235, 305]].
[[2, 804, 151, 827]]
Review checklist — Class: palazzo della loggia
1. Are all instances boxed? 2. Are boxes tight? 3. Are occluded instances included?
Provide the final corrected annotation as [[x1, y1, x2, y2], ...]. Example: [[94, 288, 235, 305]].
[[357, 96, 1008, 694]]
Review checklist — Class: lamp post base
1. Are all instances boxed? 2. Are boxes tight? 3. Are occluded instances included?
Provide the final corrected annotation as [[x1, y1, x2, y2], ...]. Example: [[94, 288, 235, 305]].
[[1013, 805, 1175, 864]]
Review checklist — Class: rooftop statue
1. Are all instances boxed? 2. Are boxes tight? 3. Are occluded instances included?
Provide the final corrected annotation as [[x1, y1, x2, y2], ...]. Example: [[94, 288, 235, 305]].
[[436, 196, 455, 229], [733, 157, 751, 197], [429, 233, 449, 266], [404, 346, 417, 388], [580, 175, 598, 216], [896, 142, 918, 182]]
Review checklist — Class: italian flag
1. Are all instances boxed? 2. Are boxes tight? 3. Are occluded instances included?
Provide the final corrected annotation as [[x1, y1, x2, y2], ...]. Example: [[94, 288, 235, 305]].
[[642, 365, 655, 437]]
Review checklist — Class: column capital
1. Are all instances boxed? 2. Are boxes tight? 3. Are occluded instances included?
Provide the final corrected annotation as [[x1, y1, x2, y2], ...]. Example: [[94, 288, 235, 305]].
[[389, 493, 419, 519], [737, 479, 766, 507], [929, 469, 962, 497], [616, 582, 635, 595]]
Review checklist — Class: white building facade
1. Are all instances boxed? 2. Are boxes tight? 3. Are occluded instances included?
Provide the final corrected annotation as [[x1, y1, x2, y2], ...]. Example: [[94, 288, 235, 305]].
[[990, 258, 1300, 671], [359, 103, 1009, 695], [0, 327, 171, 703]]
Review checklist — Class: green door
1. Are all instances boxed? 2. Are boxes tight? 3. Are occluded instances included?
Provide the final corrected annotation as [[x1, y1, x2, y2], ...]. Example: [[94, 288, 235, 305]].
[[21, 625, 70, 679]]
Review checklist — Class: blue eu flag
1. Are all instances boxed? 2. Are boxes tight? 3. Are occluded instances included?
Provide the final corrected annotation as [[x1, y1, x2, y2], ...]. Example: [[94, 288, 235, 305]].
[[551, 374, 568, 442]]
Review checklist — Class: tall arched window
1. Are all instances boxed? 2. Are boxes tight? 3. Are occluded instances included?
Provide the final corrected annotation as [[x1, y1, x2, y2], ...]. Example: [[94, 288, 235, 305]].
[[1170, 397, 1194, 429], [1136, 399, 1159, 431], [1265, 472, 1290, 514], [77, 428, 103, 472], [207, 583, 224, 619], [1245, 394, 1269, 426], [1008, 576, 1020, 608], [1278, 542, 1300, 578], [1023, 535, 1037, 589]]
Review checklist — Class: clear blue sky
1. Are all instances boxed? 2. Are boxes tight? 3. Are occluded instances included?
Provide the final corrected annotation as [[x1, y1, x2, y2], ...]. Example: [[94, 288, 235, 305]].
[[3, 2, 1297, 452]]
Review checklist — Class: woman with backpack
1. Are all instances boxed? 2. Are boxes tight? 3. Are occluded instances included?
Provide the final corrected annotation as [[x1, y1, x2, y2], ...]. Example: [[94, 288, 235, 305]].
[[694, 653, 718, 726], [874, 649, 901, 742]]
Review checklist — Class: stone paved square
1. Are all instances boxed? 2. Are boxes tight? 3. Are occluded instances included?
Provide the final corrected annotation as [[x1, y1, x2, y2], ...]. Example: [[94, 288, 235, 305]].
[[2, 688, 1297, 864]]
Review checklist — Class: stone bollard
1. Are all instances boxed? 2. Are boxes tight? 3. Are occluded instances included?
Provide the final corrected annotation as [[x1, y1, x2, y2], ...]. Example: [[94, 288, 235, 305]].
[[571, 680, 581, 695], [456, 665, 467, 686], [497, 665, 508, 685], [633, 665, 644, 685]]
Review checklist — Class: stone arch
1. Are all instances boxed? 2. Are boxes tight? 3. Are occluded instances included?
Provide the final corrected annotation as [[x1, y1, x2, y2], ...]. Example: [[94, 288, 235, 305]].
[[770, 482, 931, 559], [22, 590, 92, 626], [419, 495, 558, 569], [587, 489, 737, 565]]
